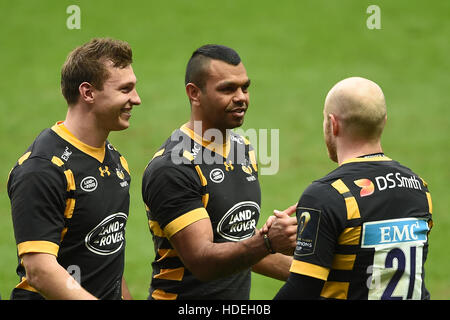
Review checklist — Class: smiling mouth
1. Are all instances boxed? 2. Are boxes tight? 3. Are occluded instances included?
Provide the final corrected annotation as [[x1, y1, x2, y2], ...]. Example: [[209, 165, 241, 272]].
[[121, 108, 132, 118], [230, 108, 246, 117]]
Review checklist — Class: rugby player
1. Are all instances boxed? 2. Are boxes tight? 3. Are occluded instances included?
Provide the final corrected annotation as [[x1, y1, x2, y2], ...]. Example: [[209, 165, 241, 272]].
[[274, 77, 433, 300], [8, 38, 141, 299], [142, 44, 297, 300]]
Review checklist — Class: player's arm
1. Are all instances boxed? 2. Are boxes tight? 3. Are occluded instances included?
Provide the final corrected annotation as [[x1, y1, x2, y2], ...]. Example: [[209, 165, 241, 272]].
[[169, 212, 296, 282], [22, 253, 97, 300], [121, 277, 133, 300], [252, 204, 297, 281], [274, 273, 324, 299], [251, 253, 293, 281], [9, 159, 97, 300]]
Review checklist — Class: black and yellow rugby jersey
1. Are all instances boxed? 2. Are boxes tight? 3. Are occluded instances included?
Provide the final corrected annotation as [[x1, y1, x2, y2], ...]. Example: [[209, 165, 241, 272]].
[[142, 124, 261, 300], [7, 121, 131, 300], [289, 155, 433, 300]]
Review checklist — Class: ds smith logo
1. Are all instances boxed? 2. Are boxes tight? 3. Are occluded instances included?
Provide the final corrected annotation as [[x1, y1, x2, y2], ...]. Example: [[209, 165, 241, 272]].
[[354, 172, 422, 197], [354, 179, 375, 197]]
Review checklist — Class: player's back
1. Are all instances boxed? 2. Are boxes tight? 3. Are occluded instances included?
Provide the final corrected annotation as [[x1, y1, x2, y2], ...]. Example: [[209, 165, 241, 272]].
[[296, 155, 432, 300]]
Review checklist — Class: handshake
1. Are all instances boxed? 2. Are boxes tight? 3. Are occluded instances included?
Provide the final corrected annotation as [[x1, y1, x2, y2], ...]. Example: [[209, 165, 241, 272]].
[[259, 204, 298, 256]]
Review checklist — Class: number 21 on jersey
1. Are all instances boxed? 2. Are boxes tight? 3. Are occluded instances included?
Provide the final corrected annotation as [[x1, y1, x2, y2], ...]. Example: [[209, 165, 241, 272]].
[[361, 218, 429, 300]]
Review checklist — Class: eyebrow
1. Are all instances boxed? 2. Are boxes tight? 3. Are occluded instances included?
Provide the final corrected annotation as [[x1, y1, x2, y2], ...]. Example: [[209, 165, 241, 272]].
[[217, 79, 251, 89]]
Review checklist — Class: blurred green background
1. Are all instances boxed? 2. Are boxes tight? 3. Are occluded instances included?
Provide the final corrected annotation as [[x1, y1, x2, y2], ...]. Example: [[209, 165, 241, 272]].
[[0, 0, 448, 300]]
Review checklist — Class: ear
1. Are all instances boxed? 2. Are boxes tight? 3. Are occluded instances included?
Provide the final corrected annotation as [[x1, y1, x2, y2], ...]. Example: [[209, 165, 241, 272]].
[[78, 82, 95, 104], [185, 83, 201, 106], [329, 113, 339, 136]]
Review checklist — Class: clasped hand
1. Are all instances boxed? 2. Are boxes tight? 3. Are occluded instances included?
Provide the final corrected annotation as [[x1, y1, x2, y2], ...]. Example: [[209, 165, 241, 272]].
[[260, 204, 298, 255]]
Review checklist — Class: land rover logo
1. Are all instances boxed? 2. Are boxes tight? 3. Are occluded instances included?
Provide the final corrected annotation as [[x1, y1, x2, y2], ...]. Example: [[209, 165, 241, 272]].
[[210, 168, 225, 183], [217, 201, 260, 241], [80, 176, 98, 192], [85, 213, 127, 255]]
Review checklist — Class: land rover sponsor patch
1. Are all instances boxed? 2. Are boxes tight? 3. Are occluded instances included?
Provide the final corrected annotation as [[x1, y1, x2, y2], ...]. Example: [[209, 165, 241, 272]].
[[85, 213, 127, 255], [217, 201, 260, 241]]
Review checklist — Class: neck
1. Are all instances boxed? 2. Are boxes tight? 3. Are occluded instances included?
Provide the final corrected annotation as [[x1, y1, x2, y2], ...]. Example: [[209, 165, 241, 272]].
[[336, 139, 383, 165], [186, 119, 229, 142], [64, 105, 108, 148]]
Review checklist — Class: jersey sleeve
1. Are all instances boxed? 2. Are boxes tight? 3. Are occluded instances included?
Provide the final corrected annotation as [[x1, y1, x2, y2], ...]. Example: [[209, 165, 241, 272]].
[[290, 182, 345, 281], [142, 159, 209, 239], [8, 157, 67, 257]]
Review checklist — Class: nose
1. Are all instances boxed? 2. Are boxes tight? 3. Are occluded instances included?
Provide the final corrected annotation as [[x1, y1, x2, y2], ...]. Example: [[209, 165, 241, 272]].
[[233, 87, 248, 105], [130, 88, 141, 106]]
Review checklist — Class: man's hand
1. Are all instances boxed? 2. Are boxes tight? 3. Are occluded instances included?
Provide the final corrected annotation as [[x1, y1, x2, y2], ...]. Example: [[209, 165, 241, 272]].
[[261, 204, 297, 255], [261, 204, 297, 234]]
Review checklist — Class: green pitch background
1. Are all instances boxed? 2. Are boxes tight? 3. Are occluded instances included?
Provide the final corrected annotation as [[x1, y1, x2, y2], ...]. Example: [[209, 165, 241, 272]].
[[0, 0, 448, 300]]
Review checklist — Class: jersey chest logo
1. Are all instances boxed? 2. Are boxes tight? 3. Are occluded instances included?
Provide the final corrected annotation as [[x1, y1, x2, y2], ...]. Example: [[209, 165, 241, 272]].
[[80, 176, 98, 192], [85, 213, 127, 255], [216, 201, 260, 241]]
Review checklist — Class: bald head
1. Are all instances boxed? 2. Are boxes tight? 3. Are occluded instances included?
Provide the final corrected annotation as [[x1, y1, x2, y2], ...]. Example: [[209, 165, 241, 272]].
[[324, 77, 387, 141]]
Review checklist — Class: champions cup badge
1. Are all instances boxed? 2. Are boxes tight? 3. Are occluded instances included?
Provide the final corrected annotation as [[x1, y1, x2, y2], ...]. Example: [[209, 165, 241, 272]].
[[298, 211, 311, 236]]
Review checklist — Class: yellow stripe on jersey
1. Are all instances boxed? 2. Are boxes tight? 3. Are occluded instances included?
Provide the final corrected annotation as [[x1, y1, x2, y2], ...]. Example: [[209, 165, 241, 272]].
[[152, 288, 178, 300], [331, 179, 350, 194], [344, 197, 361, 220], [164, 207, 210, 239], [249, 149, 258, 172], [331, 179, 361, 219], [182, 150, 194, 161], [337, 226, 361, 245], [64, 169, 75, 192], [17, 240, 59, 257], [18, 151, 32, 165], [120, 156, 130, 174], [331, 254, 356, 270], [149, 220, 165, 238], [152, 148, 165, 160], [320, 281, 349, 300], [426, 192, 432, 214], [63, 169, 76, 224], [15, 277, 38, 292], [51, 156, 64, 167], [194, 165, 209, 207], [153, 267, 185, 281], [290, 260, 330, 281], [195, 165, 207, 186], [157, 248, 178, 262]]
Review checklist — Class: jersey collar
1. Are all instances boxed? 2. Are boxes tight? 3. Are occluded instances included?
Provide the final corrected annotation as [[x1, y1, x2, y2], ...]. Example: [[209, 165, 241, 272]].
[[340, 155, 392, 166], [51, 121, 106, 163], [180, 123, 231, 159]]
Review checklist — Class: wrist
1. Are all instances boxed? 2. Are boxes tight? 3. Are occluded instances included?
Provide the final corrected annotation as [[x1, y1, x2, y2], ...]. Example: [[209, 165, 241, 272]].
[[261, 232, 275, 254]]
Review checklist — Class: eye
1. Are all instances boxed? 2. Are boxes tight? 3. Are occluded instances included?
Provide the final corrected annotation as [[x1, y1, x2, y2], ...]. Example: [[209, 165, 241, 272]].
[[120, 86, 132, 93], [220, 86, 236, 93]]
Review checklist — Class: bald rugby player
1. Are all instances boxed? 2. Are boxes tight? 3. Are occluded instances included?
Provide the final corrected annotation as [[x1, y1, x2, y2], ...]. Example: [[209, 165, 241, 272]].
[[274, 77, 433, 300]]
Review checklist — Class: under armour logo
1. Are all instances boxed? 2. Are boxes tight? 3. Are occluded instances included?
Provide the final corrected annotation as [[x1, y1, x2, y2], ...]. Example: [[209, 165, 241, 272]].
[[99, 166, 111, 177], [224, 160, 234, 171]]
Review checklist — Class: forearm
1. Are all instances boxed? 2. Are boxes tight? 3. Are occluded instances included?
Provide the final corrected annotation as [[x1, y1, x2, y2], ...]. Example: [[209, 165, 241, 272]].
[[252, 253, 293, 281], [121, 277, 133, 300], [23, 253, 97, 300], [187, 232, 270, 281]]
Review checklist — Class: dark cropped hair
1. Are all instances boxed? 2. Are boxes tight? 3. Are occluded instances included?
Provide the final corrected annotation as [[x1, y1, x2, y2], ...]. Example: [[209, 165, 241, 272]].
[[185, 44, 241, 89], [61, 38, 133, 105]]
